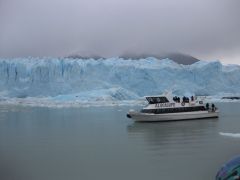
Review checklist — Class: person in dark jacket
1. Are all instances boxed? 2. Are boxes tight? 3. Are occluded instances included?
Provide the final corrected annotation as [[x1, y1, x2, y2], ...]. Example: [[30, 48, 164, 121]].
[[191, 96, 194, 101], [206, 103, 209, 110], [212, 103, 215, 112]]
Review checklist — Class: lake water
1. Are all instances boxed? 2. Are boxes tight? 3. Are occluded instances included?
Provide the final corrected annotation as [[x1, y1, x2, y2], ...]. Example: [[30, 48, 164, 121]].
[[0, 103, 240, 180]]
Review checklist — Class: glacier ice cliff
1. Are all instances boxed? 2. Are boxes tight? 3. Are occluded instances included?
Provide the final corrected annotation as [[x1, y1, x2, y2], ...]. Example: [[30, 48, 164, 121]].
[[0, 57, 240, 106]]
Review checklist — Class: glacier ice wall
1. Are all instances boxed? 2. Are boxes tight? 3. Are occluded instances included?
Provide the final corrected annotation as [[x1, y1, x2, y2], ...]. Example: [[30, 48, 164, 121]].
[[0, 57, 240, 101]]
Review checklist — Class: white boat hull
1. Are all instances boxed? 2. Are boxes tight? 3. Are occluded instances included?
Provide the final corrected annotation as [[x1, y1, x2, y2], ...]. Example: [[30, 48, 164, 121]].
[[127, 110, 219, 122]]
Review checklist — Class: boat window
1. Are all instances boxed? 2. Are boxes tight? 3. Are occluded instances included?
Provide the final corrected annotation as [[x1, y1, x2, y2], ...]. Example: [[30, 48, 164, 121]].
[[146, 97, 169, 104], [142, 105, 206, 114]]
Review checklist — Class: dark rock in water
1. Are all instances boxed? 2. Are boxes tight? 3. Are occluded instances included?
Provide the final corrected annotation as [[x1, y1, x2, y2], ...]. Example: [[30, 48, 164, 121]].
[[222, 97, 240, 100]]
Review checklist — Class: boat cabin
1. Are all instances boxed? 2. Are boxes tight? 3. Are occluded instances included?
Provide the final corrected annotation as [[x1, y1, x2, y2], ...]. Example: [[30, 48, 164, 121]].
[[143, 94, 207, 114]]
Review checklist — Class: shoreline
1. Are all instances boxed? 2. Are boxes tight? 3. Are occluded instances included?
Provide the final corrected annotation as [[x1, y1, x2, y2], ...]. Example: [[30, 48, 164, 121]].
[[0, 96, 240, 108]]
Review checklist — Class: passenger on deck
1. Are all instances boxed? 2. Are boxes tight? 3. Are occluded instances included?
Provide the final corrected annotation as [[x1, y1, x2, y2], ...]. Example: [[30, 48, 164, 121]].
[[191, 96, 194, 101], [206, 103, 209, 110], [182, 96, 190, 103], [212, 104, 216, 112], [177, 97, 180, 103], [173, 96, 177, 102], [183, 96, 186, 103]]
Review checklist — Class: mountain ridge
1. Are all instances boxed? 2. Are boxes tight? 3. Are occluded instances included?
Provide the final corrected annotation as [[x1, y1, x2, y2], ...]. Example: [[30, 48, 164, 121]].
[[66, 52, 199, 65]]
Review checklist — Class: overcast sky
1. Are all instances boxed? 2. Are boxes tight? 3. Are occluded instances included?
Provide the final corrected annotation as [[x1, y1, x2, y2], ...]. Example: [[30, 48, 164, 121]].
[[0, 0, 239, 64]]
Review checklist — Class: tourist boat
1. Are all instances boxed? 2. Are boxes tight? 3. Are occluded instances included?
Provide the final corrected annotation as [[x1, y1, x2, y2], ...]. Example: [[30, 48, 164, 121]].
[[127, 92, 219, 122]]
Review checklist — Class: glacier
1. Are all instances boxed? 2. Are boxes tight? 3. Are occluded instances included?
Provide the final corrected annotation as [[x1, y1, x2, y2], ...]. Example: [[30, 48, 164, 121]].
[[0, 57, 240, 107]]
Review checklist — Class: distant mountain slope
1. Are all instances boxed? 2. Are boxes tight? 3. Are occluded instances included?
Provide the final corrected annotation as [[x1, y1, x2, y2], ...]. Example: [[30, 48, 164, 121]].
[[119, 53, 199, 65], [66, 53, 199, 65], [161, 53, 200, 65]]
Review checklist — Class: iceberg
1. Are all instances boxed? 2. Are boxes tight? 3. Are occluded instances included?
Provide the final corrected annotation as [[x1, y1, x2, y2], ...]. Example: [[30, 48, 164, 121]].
[[0, 57, 239, 106], [219, 132, 240, 138]]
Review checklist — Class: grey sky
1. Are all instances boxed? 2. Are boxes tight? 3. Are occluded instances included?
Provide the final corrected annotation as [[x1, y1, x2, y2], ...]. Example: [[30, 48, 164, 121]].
[[0, 0, 239, 64]]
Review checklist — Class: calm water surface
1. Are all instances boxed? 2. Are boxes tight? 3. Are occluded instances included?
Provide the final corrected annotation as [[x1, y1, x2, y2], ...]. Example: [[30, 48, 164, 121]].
[[0, 103, 240, 180]]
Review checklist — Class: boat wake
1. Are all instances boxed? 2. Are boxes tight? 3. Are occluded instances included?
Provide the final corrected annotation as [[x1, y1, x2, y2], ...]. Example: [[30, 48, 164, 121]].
[[219, 132, 240, 138]]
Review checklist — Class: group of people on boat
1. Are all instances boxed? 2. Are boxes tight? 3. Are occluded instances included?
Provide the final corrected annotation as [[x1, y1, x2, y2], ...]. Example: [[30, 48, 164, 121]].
[[173, 96, 195, 103], [173, 96, 181, 103], [172, 96, 217, 112], [206, 103, 217, 112]]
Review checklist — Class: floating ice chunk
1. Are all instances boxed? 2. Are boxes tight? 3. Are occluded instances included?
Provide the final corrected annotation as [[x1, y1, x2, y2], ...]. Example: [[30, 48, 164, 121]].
[[219, 132, 240, 138]]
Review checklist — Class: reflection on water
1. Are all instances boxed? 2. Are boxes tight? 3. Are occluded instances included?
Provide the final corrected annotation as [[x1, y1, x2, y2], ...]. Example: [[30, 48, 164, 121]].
[[126, 120, 223, 179], [128, 119, 218, 152]]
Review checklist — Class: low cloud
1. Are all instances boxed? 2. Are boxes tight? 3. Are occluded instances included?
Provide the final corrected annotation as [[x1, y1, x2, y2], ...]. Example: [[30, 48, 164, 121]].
[[0, 0, 239, 63]]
